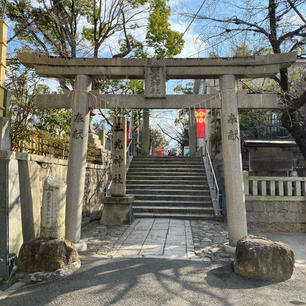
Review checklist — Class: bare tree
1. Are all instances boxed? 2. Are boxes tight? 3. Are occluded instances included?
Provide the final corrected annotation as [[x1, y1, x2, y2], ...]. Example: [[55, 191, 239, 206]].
[[182, 0, 306, 156]]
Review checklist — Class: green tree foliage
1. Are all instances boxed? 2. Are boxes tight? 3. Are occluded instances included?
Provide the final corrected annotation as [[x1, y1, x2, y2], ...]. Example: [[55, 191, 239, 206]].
[[239, 110, 275, 141], [7, 0, 184, 59], [150, 128, 169, 149], [6, 58, 71, 150], [146, 0, 184, 58]]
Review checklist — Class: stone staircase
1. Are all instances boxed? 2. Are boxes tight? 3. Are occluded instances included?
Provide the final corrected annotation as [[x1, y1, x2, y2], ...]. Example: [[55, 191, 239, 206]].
[[126, 156, 218, 220]]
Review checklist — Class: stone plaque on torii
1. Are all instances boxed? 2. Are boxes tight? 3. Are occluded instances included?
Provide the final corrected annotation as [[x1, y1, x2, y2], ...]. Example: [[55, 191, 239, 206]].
[[18, 52, 296, 246]]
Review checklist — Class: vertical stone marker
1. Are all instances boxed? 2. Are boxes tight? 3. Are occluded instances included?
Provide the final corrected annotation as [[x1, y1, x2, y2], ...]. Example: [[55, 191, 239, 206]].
[[101, 116, 134, 225], [41, 176, 66, 240], [66, 75, 91, 243], [220, 75, 247, 246], [110, 116, 127, 196]]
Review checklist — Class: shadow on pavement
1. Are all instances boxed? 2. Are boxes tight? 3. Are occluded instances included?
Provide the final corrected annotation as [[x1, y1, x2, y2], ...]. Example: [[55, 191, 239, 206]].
[[1, 257, 305, 306], [205, 263, 276, 289]]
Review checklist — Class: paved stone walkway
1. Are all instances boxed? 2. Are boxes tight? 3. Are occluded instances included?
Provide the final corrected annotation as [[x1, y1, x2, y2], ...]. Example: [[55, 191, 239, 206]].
[[81, 218, 232, 262]]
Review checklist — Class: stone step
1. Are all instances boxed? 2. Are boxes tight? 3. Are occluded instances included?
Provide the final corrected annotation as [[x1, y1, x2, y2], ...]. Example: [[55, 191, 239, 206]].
[[127, 156, 213, 220], [133, 206, 214, 214], [133, 212, 219, 220], [126, 180, 208, 186], [128, 169, 204, 174], [126, 184, 209, 190], [127, 189, 210, 196], [132, 157, 203, 165], [126, 179, 208, 185], [132, 194, 211, 201], [126, 175, 207, 181], [133, 157, 201, 161], [127, 172, 205, 177], [130, 161, 203, 165], [133, 199, 212, 207], [130, 163, 202, 167], [129, 164, 203, 168]]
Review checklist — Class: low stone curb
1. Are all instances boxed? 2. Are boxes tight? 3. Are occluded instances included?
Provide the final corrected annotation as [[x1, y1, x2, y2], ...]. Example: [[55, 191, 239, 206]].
[[0, 261, 81, 301], [16, 260, 81, 283]]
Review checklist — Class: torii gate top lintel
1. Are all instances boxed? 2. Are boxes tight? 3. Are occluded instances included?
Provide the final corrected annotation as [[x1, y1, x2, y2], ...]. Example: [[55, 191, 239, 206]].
[[18, 52, 297, 79], [18, 52, 297, 111]]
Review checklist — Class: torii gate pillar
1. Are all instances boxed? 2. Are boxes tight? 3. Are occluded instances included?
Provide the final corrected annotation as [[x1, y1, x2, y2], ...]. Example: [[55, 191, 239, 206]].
[[220, 75, 247, 245], [142, 109, 150, 155], [65, 75, 91, 243]]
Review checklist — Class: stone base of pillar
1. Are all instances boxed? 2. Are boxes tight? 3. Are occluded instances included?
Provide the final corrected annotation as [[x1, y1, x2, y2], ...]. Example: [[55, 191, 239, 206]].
[[223, 242, 236, 255], [100, 196, 134, 225]]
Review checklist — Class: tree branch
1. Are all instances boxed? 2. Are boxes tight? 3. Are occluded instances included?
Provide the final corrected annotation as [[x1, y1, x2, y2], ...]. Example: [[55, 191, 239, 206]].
[[287, 0, 306, 24], [98, 109, 113, 127], [157, 123, 183, 146], [192, 14, 270, 38], [113, 9, 131, 58], [279, 24, 306, 44]]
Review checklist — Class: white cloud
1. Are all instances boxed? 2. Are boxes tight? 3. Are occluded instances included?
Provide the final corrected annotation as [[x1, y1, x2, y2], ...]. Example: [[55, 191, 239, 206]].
[[41, 78, 60, 92], [279, 13, 306, 28], [169, 20, 206, 58]]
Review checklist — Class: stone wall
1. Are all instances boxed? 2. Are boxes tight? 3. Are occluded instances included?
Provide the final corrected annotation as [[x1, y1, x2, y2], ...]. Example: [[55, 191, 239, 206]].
[[246, 199, 306, 232], [0, 150, 111, 255], [83, 163, 111, 224]]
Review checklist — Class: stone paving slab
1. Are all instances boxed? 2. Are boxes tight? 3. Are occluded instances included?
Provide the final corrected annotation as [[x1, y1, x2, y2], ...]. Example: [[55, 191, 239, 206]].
[[81, 218, 233, 262]]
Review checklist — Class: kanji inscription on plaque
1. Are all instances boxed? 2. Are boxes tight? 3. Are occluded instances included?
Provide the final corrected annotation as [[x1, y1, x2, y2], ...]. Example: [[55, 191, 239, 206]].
[[145, 66, 166, 98]]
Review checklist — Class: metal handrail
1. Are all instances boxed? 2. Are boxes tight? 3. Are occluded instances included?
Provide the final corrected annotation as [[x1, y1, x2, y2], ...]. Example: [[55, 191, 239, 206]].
[[126, 139, 133, 171], [202, 142, 222, 215]]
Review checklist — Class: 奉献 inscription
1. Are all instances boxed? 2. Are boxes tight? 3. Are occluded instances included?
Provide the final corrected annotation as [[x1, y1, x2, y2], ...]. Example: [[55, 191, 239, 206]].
[[228, 113, 237, 124], [74, 112, 84, 123], [72, 129, 83, 139], [228, 129, 239, 141]]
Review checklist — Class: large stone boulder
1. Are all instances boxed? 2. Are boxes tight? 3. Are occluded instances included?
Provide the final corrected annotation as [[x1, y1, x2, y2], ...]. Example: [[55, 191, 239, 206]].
[[234, 235, 295, 281], [18, 239, 78, 273]]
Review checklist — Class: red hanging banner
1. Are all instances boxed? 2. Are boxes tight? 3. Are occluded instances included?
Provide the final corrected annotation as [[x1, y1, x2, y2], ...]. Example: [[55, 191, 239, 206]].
[[126, 121, 132, 144], [195, 109, 206, 139]]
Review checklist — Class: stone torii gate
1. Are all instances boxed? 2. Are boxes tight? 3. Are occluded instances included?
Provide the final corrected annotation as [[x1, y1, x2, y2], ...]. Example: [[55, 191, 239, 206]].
[[18, 52, 296, 246]]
